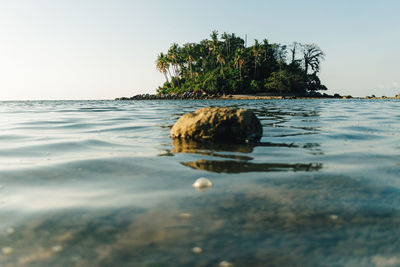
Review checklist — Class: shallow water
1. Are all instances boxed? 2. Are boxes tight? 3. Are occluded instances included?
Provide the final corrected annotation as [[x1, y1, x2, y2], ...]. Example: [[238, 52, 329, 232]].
[[0, 99, 399, 266]]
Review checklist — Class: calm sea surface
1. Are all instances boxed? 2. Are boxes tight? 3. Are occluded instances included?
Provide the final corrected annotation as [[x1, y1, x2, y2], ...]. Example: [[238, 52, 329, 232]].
[[0, 99, 399, 266]]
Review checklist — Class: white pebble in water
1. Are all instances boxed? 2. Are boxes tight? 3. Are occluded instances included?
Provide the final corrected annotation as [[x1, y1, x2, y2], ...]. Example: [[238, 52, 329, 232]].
[[179, 213, 192, 220], [2, 247, 13, 255], [52, 245, 63, 253], [192, 177, 213, 189], [329, 214, 339, 220], [192, 247, 203, 254], [219, 261, 233, 267], [6, 228, 14, 235]]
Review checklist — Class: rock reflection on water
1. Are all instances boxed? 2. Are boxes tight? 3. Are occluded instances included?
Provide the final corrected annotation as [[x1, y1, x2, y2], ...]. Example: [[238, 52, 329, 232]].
[[182, 159, 322, 173], [172, 139, 322, 173], [172, 138, 254, 154], [171, 138, 317, 154]]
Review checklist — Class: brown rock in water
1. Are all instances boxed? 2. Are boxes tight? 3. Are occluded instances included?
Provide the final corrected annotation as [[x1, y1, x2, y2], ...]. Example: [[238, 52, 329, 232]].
[[170, 107, 262, 142]]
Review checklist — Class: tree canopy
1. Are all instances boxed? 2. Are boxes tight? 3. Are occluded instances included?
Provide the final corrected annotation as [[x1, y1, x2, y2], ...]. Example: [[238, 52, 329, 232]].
[[156, 31, 327, 96]]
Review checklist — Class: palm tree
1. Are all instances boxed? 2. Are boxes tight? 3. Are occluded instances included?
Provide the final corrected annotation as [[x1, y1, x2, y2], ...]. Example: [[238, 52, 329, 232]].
[[198, 42, 208, 74], [234, 49, 245, 81], [209, 30, 219, 55], [168, 43, 179, 77], [216, 48, 225, 79], [156, 53, 170, 83], [229, 33, 244, 52], [252, 39, 261, 79], [184, 43, 195, 80], [261, 39, 271, 62], [168, 43, 181, 87], [221, 32, 230, 56]]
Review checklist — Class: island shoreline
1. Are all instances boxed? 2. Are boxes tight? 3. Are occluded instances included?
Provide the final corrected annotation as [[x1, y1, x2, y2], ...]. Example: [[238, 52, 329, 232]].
[[115, 93, 400, 101]]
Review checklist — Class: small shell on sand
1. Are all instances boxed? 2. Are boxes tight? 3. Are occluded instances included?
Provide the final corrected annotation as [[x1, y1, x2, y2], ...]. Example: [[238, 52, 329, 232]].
[[192, 177, 213, 189], [192, 247, 203, 254]]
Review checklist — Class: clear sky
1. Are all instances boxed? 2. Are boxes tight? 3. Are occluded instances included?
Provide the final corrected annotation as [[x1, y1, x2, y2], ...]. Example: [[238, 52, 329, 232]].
[[0, 0, 399, 100]]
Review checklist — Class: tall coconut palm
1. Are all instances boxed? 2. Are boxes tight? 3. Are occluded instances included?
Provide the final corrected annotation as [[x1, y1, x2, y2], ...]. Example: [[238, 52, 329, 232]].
[[234, 49, 245, 81], [229, 33, 244, 52], [221, 32, 230, 56], [168, 43, 181, 87], [199, 39, 210, 72], [156, 52, 170, 83], [184, 43, 195, 80], [261, 39, 271, 62], [209, 30, 219, 55], [168, 43, 179, 77], [216, 48, 225, 79], [252, 39, 261, 79]]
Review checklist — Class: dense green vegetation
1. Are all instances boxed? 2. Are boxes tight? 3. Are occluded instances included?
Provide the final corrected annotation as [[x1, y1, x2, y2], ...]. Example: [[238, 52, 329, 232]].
[[156, 31, 327, 96]]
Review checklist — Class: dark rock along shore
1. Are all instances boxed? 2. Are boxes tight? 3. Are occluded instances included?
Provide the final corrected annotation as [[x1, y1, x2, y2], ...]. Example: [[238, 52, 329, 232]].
[[115, 91, 400, 100], [115, 91, 345, 101], [116, 91, 221, 100]]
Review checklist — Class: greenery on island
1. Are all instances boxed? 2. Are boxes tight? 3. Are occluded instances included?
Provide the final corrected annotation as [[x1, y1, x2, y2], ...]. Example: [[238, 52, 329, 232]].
[[156, 31, 327, 96]]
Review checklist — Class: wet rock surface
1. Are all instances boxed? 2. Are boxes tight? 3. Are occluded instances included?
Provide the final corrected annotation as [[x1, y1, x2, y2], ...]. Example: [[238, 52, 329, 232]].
[[170, 107, 263, 143]]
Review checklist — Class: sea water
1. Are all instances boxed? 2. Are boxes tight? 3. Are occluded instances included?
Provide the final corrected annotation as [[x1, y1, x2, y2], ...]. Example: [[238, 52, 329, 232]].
[[0, 99, 399, 266]]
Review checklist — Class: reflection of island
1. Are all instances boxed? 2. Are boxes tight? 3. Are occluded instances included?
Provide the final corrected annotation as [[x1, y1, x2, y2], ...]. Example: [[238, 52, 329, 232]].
[[182, 159, 322, 173]]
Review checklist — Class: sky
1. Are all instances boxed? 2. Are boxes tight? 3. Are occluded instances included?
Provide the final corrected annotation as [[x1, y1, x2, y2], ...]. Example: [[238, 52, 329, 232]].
[[0, 0, 399, 100]]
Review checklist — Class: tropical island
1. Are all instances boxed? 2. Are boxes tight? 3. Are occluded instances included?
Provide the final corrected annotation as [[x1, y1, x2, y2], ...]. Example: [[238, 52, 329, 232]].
[[116, 31, 399, 100], [155, 31, 326, 97]]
